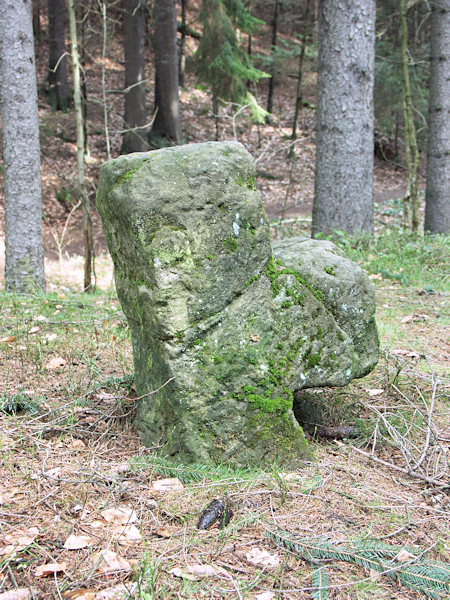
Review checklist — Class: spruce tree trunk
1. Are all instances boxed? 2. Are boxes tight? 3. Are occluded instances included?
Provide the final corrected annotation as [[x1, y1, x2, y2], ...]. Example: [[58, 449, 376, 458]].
[[150, 0, 181, 145], [266, 0, 279, 114], [121, 0, 147, 154], [48, 0, 70, 111], [424, 0, 449, 234], [0, 0, 46, 292], [312, 0, 375, 237]]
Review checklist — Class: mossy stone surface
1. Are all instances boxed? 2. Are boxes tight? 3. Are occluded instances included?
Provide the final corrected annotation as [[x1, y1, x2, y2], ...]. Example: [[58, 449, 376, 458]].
[[97, 141, 378, 467]]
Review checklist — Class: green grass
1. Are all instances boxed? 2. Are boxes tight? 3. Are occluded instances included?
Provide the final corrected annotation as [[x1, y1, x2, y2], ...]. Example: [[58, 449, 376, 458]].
[[328, 230, 449, 292]]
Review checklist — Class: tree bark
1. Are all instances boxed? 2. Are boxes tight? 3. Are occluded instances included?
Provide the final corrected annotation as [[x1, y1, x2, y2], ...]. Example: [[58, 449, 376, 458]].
[[67, 0, 93, 292], [424, 0, 450, 234], [33, 0, 41, 44], [290, 0, 312, 159], [266, 0, 279, 114], [400, 0, 420, 233], [121, 0, 148, 154], [48, 0, 70, 111], [150, 0, 181, 145], [0, 0, 46, 292], [312, 0, 375, 237], [179, 0, 187, 87]]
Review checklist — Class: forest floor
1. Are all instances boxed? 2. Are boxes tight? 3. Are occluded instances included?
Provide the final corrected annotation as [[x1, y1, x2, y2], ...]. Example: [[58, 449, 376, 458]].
[[0, 250, 448, 600], [0, 9, 449, 599]]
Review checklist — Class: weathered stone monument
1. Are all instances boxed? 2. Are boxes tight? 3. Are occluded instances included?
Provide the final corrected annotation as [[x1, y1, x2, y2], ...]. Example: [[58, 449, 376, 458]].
[[97, 142, 378, 467]]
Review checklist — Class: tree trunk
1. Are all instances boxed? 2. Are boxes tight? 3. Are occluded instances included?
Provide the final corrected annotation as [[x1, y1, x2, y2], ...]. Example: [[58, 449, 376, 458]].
[[150, 0, 181, 145], [48, 0, 70, 111], [266, 0, 279, 114], [424, 0, 450, 234], [0, 0, 46, 292], [400, 0, 420, 233], [289, 0, 312, 159], [179, 0, 187, 87], [33, 0, 41, 44], [67, 0, 93, 292], [121, 0, 148, 154], [312, 0, 375, 237]]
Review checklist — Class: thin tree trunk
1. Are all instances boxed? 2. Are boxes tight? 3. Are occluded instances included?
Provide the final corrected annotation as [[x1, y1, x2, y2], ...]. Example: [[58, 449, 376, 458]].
[[121, 0, 148, 153], [179, 0, 187, 87], [289, 0, 312, 160], [33, 0, 41, 44], [266, 0, 279, 114], [0, 0, 45, 292], [48, 0, 70, 111], [424, 0, 450, 234], [400, 0, 420, 233], [312, 0, 375, 237], [150, 0, 181, 145], [67, 0, 93, 292], [79, 6, 89, 157]]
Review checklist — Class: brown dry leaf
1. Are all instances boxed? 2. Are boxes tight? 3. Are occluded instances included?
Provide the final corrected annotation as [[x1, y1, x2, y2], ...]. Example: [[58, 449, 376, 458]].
[[46, 355, 67, 370], [101, 507, 137, 525], [186, 564, 228, 578], [0, 336, 15, 343], [69, 439, 86, 450], [401, 313, 429, 324], [95, 583, 137, 599], [255, 593, 275, 600], [63, 534, 93, 550], [366, 388, 384, 396], [169, 567, 200, 581], [155, 528, 174, 538], [92, 550, 132, 574], [28, 326, 40, 334], [151, 478, 184, 492], [0, 589, 32, 600], [391, 349, 421, 358], [0, 527, 39, 556], [395, 549, 416, 562], [249, 334, 260, 342], [245, 548, 280, 568], [35, 562, 67, 577], [112, 524, 142, 544], [62, 590, 96, 600], [369, 568, 381, 579]]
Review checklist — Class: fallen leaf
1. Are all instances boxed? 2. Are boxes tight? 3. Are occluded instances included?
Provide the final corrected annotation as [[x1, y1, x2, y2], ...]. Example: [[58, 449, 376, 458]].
[[169, 567, 199, 581], [186, 564, 227, 577], [369, 568, 381, 578], [35, 562, 67, 577], [64, 534, 93, 550], [35, 315, 47, 322], [101, 507, 137, 525], [395, 549, 416, 562], [255, 593, 275, 600], [45, 333, 58, 342], [401, 313, 429, 323], [0, 527, 39, 556], [0, 336, 15, 343], [69, 439, 86, 449], [245, 548, 280, 568], [155, 528, 174, 538], [95, 583, 137, 599], [28, 326, 40, 334], [92, 550, 132, 574], [62, 590, 96, 600], [366, 388, 384, 396], [391, 349, 421, 358], [46, 356, 67, 370], [112, 524, 142, 544], [0, 589, 32, 600], [249, 334, 260, 342], [151, 478, 184, 492]]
